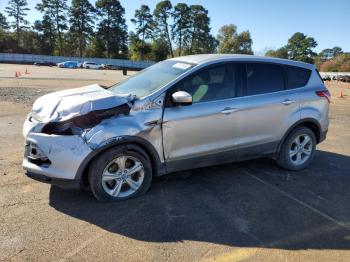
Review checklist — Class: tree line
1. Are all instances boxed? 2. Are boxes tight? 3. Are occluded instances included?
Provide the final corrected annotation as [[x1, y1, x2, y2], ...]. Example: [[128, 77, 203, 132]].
[[0, 0, 348, 71], [0, 0, 253, 61], [264, 32, 350, 71]]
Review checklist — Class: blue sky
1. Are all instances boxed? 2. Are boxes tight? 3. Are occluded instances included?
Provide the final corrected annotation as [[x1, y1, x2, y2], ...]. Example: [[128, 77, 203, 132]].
[[1, 0, 349, 54]]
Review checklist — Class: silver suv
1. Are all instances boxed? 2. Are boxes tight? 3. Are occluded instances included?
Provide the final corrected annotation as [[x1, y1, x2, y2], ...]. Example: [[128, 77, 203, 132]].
[[23, 54, 330, 201]]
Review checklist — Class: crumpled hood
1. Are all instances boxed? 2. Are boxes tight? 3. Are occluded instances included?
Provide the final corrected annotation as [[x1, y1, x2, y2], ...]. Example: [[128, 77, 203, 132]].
[[31, 84, 133, 123]]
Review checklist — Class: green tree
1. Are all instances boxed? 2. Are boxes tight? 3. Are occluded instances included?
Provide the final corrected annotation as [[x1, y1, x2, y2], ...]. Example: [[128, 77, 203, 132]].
[[128, 31, 152, 61], [33, 15, 56, 54], [187, 5, 217, 54], [319, 46, 343, 60], [96, 0, 128, 58], [5, 0, 30, 45], [131, 5, 154, 59], [265, 46, 288, 59], [0, 12, 10, 30], [217, 24, 253, 54], [286, 32, 317, 63], [0, 12, 13, 52], [85, 35, 105, 57], [69, 0, 95, 57], [171, 3, 191, 56], [36, 0, 68, 55], [153, 0, 173, 57], [151, 38, 169, 61]]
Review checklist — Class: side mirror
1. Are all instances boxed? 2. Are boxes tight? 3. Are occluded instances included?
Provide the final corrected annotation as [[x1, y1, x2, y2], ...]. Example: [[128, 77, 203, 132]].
[[171, 91, 193, 106]]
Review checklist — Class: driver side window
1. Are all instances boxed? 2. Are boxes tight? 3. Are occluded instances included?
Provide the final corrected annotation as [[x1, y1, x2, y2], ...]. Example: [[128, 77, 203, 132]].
[[173, 63, 239, 104]]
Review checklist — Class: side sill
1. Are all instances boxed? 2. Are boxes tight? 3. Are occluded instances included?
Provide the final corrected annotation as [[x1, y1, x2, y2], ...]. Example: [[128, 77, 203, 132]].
[[166, 141, 278, 174]]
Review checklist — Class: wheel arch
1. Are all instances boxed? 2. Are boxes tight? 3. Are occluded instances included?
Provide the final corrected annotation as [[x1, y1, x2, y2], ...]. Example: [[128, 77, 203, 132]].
[[277, 118, 322, 154], [76, 136, 166, 186]]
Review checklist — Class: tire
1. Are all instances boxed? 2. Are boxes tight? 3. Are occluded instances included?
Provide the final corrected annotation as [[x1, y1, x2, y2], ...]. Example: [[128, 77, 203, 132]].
[[277, 126, 316, 171], [88, 146, 152, 202]]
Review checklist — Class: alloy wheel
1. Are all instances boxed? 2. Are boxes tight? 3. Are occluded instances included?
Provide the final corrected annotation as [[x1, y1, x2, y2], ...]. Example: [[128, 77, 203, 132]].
[[289, 134, 313, 166], [101, 155, 144, 198]]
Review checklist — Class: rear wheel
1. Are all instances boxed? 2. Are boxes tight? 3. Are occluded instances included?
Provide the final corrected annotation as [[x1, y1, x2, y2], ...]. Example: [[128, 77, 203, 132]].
[[277, 126, 316, 171], [88, 146, 152, 202]]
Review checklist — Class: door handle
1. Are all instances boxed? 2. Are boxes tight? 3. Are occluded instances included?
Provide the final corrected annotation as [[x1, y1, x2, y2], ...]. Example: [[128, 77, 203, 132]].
[[221, 107, 238, 114], [281, 99, 295, 105]]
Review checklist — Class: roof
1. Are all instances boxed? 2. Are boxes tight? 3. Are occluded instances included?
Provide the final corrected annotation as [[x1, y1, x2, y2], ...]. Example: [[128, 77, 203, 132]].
[[170, 54, 314, 69]]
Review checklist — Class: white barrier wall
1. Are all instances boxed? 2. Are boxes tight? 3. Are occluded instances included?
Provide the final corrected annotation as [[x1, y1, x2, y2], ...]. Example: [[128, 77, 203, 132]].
[[320, 72, 350, 77], [0, 53, 154, 69]]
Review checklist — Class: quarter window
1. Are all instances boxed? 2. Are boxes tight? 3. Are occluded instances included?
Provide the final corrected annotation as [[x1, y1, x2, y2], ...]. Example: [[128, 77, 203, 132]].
[[246, 63, 285, 95], [176, 64, 239, 103], [286, 66, 311, 89]]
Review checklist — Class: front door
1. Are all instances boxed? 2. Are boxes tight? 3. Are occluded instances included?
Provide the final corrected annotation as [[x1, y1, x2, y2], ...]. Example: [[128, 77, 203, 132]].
[[162, 63, 243, 170]]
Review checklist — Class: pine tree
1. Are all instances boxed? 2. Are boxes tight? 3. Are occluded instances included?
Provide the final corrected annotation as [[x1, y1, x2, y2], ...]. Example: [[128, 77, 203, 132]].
[[0, 12, 10, 30], [36, 0, 68, 55], [171, 3, 191, 56], [131, 5, 154, 60], [69, 0, 95, 57], [96, 0, 128, 58], [33, 15, 56, 55], [188, 5, 217, 54], [153, 0, 173, 57], [5, 0, 30, 45]]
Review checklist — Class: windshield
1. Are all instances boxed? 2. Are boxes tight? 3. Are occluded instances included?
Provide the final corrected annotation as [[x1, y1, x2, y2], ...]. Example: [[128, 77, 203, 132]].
[[109, 60, 194, 98]]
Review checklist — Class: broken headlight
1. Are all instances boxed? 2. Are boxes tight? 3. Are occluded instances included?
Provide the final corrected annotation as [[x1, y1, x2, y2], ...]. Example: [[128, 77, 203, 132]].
[[41, 104, 131, 135]]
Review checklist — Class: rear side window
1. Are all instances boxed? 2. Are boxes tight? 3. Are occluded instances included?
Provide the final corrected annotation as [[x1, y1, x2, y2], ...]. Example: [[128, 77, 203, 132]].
[[246, 63, 285, 95], [286, 66, 311, 89]]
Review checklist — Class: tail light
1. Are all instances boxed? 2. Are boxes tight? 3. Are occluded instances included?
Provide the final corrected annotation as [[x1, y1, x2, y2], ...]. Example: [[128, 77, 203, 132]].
[[316, 90, 331, 103]]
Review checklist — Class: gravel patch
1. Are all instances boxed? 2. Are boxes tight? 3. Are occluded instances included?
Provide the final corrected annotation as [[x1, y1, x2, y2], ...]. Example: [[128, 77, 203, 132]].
[[0, 86, 55, 105]]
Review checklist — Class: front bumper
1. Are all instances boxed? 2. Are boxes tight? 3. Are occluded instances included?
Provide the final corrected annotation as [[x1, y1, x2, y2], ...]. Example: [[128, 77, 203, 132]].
[[23, 121, 92, 181], [25, 171, 81, 189]]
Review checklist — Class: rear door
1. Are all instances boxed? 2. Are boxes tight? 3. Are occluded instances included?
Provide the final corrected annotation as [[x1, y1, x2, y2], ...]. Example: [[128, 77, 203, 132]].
[[162, 63, 243, 166], [230, 62, 301, 157]]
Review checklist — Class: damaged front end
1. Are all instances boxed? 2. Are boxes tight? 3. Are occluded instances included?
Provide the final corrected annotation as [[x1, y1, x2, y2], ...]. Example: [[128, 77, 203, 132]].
[[30, 84, 135, 136], [22, 84, 137, 182]]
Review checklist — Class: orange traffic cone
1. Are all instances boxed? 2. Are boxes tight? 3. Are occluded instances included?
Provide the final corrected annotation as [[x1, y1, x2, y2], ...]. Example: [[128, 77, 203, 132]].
[[25, 68, 29, 74], [338, 90, 344, 98]]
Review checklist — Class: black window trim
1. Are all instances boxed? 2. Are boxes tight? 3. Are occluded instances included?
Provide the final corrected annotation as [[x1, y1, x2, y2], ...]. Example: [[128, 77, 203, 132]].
[[283, 64, 312, 89], [165, 62, 244, 107]]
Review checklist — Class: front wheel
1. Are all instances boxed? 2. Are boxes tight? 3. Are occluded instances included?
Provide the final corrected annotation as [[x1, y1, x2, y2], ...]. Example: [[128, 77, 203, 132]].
[[277, 126, 316, 171], [88, 146, 152, 202]]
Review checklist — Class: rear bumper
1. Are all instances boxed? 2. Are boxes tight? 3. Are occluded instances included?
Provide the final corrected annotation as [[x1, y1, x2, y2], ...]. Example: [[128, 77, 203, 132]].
[[25, 171, 81, 189], [319, 130, 328, 143]]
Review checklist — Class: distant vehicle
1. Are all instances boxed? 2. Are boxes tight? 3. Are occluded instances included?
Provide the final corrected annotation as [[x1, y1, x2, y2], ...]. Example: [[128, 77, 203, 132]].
[[57, 61, 79, 69], [82, 61, 103, 69], [321, 75, 331, 81], [102, 64, 120, 70], [339, 75, 350, 82], [34, 61, 56, 67]]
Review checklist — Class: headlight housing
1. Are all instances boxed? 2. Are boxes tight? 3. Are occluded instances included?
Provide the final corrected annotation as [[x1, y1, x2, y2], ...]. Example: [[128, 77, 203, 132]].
[[41, 103, 131, 135]]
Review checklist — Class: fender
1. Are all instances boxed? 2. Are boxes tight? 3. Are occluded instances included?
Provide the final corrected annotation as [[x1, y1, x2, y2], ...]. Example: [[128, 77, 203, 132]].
[[75, 136, 166, 180], [276, 117, 322, 154]]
